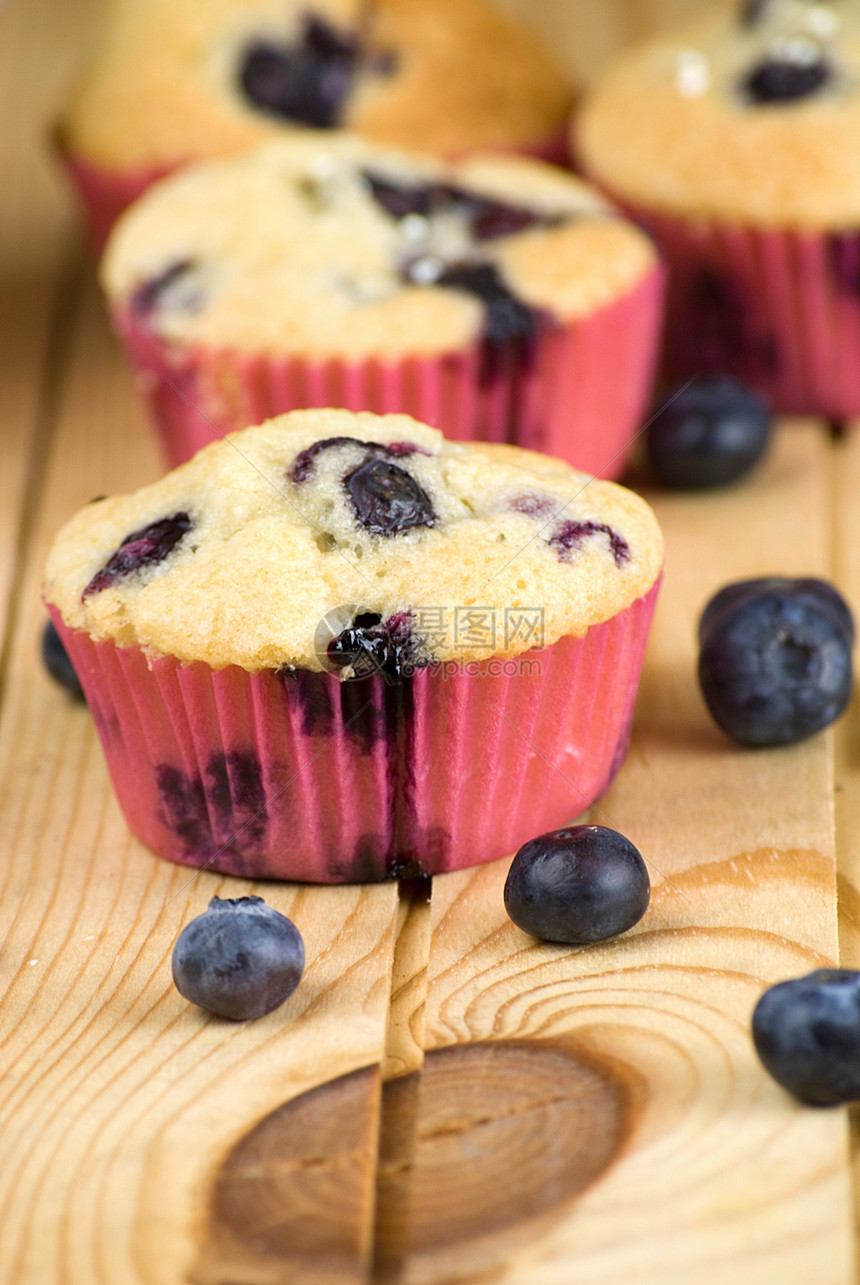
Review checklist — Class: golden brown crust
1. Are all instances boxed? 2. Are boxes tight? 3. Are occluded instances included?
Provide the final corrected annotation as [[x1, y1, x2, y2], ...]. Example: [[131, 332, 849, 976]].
[[44, 409, 663, 672], [100, 136, 657, 359], [577, 1, 860, 229], [62, 0, 572, 170]]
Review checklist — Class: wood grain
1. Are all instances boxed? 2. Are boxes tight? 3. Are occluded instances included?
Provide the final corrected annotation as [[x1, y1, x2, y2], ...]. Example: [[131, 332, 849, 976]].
[[373, 879, 433, 1283], [378, 1039, 636, 1285], [193, 1065, 384, 1285], [830, 428, 860, 1248], [0, 0, 101, 664], [386, 427, 855, 1285], [832, 429, 860, 969], [3, 3, 860, 1284], [0, 276, 400, 1285]]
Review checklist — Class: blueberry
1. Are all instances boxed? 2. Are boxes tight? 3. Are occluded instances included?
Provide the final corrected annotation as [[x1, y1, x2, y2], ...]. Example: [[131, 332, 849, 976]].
[[699, 577, 855, 649], [42, 620, 85, 702], [362, 171, 561, 241], [503, 825, 650, 945], [238, 14, 394, 128], [752, 970, 860, 1105], [327, 611, 389, 679], [172, 895, 305, 1021], [287, 436, 422, 484], [547, 520, 629, 567], [130, 259, 201, 317], [83, 512, 193, 597], [646, 376, 771, 490], [698, 579, 854, 746], [288, 435, 367, 483], [363, 172, 439, 220], [345, 458, 436, 536], [742, 47, 832, 104], [239, 27, 354, 129], [510, 492, 554, 517], [327, 610, 418, 681], [464, 194, 563, 242], [432, 262, 540, 346]]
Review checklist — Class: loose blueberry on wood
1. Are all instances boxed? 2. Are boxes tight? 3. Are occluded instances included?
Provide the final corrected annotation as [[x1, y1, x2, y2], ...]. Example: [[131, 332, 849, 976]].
[[752, 970, 860, 1105], [83, 513, 193, 597], [345, 458, 436, 536], [172, 895, 305, 1021], [42, 620, 85, 702], [699, 577, 855, 649], [646, 376, 771, 490], [698, 578, 854, 746], [504, 825, 650, 944]]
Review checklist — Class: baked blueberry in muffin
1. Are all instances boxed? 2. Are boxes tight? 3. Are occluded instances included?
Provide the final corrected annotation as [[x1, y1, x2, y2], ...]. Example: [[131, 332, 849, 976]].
[[238, 13, 393, 129]]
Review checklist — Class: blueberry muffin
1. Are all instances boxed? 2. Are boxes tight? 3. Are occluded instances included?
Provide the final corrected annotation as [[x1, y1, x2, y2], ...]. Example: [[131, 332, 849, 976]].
[[101, 134, 662, 476], [577, 0, 860, 417], [44, 408, 663, 883], [58, 0, 573, 247]]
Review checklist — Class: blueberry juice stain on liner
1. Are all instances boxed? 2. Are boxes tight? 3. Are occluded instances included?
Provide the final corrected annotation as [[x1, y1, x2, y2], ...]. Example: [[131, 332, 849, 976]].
[[327, 611, 435, 878], [277, 661, 436, 880], [366, 164, 567, 446]]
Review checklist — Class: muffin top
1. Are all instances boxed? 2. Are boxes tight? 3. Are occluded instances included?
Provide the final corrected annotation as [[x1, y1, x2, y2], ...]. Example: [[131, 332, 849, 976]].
[[101, 134, 657, 359], [44, 409, 663, 673], [61, 0, 571, 170], [577, 0, 860, 229]]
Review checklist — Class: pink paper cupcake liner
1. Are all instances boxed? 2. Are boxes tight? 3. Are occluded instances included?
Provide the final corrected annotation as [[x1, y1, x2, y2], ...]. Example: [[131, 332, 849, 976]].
[[631, 210, 860, 419], [508, 124, 571, 168], [49, 578, 659, 883], [59, 149, 175, 254], [59, 125, 571, 254], [111, 264, 663, 477]]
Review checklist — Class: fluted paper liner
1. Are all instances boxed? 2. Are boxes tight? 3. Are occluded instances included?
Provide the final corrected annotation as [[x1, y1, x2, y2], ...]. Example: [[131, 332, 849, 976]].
[[49, 579, 660, 883], [111, 264, 663, 477], [629, 210, 860, 420]]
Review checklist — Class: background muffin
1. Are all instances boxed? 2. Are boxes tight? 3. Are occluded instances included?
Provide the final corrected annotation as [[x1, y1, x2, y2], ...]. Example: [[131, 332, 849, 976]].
[[59, 0, 573, 247], [44, 408, 663, 883], [577, 0, 860, 419], [101, 134, 662, 478]]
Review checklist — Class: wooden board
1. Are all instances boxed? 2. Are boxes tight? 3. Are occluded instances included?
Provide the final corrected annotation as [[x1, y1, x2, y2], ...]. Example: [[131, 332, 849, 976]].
[[1, 1, 859, 1282], [397, 428, 854, 1285]]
